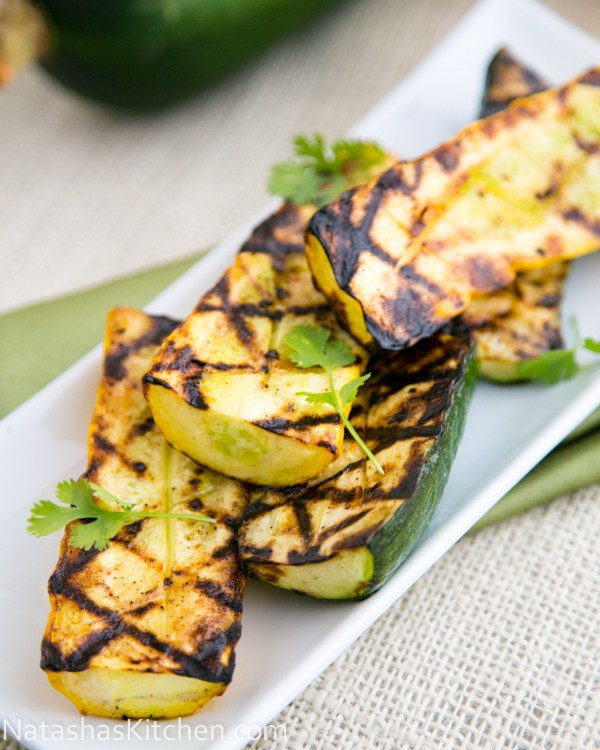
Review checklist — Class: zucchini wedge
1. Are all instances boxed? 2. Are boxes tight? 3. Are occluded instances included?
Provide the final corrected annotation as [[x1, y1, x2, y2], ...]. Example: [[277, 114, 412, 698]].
[[42, 308, 247, 719], [144, 222, 366, 486], [143, 212, 371, 488], [237, 333, 477, 599], [462, 49, 568, 381], [307, 67, 600, 350]]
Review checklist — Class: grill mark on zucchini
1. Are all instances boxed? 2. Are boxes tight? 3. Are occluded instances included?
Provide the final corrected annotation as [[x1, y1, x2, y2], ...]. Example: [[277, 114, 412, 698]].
[[562, 207, 600, 236], [252, 413, 341, 433], [104, 316, 178, 381], [194, 581, 243, 613], [42, 628, 119, 672], [240, 202, 308, 256], [316, 509, 372, 542], [46, 577, 238, 682]]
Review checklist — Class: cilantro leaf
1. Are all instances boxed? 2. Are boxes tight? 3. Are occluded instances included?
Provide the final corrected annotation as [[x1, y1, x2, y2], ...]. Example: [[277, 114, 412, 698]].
[[27, 498, 83, 537], [268, 133, 386, 207], [28, 478, 216, 551], [284, 324, 355, 371], [296, 390, 337, 408], [583, 337, 600, 353], [294, 134, 329, 170], [515, 325, 600, 385], [284, 324, 383, 474], [267, 164, 321, 207], [70, 510, 129, 551], [516, 349, 578, 384], [88, 481, 136, 511], [339, 373, 371, 407]]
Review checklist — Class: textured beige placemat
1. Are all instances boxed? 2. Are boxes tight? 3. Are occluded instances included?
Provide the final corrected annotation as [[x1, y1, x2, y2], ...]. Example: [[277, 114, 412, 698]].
[[2, 1, 600, 749]]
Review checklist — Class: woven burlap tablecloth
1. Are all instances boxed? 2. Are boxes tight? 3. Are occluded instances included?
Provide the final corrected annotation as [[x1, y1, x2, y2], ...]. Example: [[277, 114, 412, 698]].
[[2, 0, 600, 747]]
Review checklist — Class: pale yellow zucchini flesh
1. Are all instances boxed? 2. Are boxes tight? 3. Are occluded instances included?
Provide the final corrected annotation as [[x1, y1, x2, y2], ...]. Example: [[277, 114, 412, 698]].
[[42, 308, 247, 719], [307, 67, 600, 350], [144, 204, 367, 486]]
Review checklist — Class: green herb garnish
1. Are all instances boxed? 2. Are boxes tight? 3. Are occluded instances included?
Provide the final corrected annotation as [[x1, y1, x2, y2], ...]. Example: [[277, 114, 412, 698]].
[[284, 324, 383, 474], [516, 333, 600, 384], [268, 134, 386, 207], [28, 478, 215, 551]]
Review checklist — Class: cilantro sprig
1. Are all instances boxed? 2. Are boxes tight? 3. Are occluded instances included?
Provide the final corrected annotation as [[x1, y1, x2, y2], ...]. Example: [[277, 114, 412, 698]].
[[268, 134, 386, 207], [516, 333, 600, 384], [28, 478, 215, 551], [284, 324, 383, 474]]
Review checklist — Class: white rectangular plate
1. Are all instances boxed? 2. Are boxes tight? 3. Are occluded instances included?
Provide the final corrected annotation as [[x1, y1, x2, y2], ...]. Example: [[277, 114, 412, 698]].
[[2, 0, 600, 747]]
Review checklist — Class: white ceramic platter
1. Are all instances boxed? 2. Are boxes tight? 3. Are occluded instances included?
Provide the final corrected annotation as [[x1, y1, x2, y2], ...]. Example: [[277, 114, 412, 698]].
[[1, 0, 599, 747]]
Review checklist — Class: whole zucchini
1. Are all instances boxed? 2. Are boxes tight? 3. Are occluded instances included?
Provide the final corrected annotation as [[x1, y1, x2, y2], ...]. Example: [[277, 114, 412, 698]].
[[21, 0, 346, 108]]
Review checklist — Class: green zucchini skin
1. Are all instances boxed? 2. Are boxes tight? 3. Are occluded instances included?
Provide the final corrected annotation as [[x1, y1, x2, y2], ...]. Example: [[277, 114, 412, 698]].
[[238, 335, 478, 600], [364, 344, 478, 597], [34, 0, 346, 109]]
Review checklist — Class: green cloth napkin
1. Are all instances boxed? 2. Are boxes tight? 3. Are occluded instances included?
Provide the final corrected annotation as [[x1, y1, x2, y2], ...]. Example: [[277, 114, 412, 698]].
[[1, 252, 599, 531], [0, 252, 204, 417]]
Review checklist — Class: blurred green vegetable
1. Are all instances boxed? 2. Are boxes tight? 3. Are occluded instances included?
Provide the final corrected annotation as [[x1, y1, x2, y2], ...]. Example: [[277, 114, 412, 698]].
[[0, 0, 347, 109]]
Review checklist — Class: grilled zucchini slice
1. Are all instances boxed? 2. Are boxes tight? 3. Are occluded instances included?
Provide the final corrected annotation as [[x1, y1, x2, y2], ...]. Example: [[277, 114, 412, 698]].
[[463, 48, 568, 381], [307, 68, 600, 350], [238, 333, 477, 599], [144, 204, 367, 486], [42, 308, 247, 719]]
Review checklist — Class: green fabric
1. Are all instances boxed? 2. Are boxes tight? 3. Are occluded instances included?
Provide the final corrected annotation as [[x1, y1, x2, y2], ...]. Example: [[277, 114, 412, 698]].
[[470, 428, 600, 533], [1, 251, 599, 532], [0, 252, 204, 417]]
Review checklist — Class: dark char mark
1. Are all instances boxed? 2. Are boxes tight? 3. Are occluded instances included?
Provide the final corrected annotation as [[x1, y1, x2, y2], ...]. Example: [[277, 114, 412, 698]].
[[184, 377, 209, 410], [92, 433, 116, 454], [130, 417, 155, 438], [142, 374, 172, 391], [104, 315, 179, 381], [41, 628, 118, 672], [45, 574, 238, 682], [317, 509, 372, 542], [369, 443, 425, 501], [291, 501, 313, 545], [578, 69, 600, 87], [563, 208, 600, 237], [194, 302, 283, 321], [240, 203, 306, 256], [238, 544, 273, 561], [194, 580, 243, 613], [253, 413, 340, 434], [433, 142, 461, 173], [212, 539, 239, 560], [286, 547, 333, 565]]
